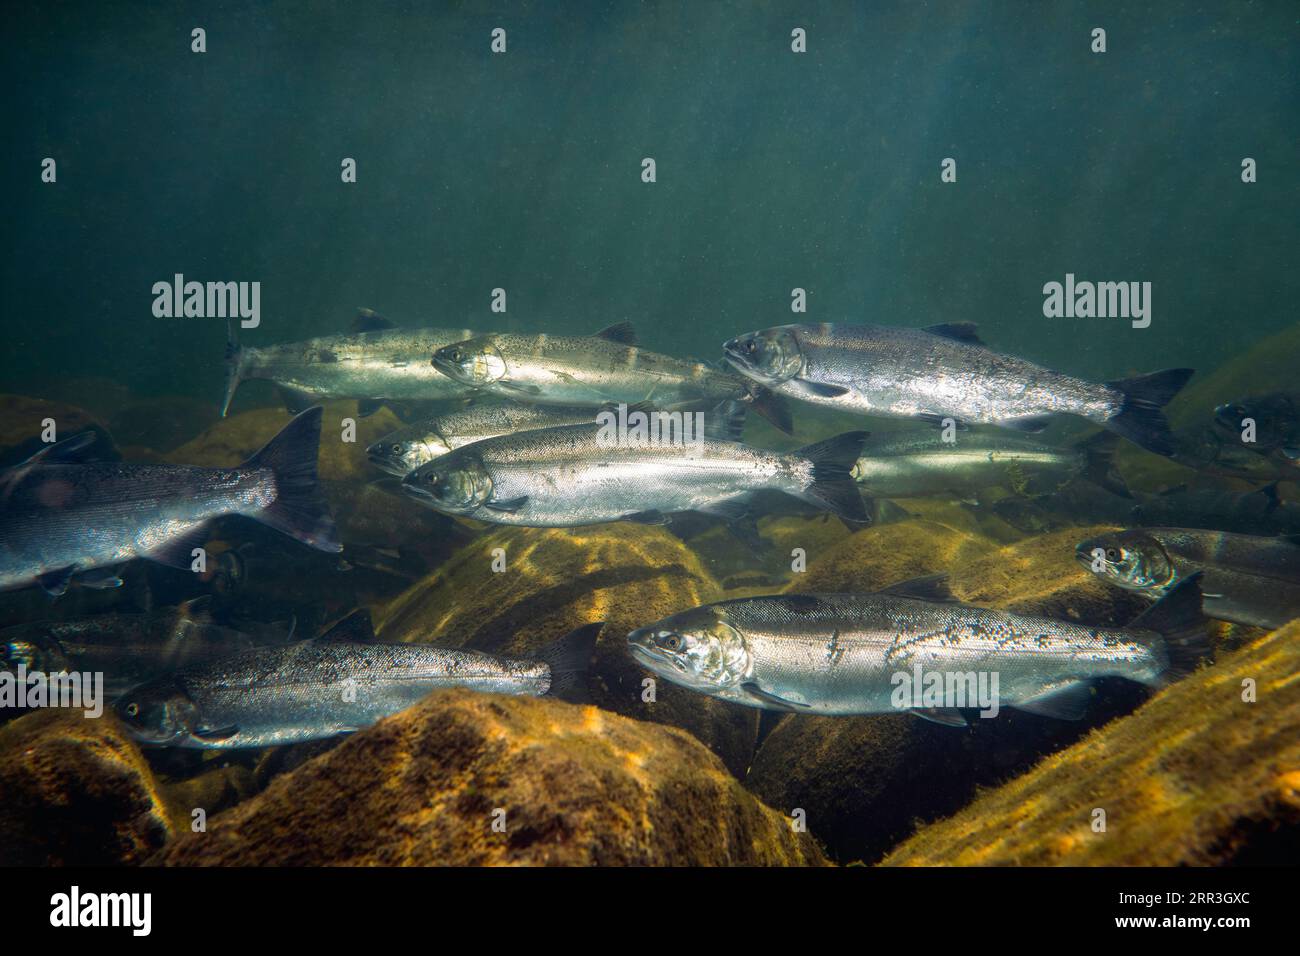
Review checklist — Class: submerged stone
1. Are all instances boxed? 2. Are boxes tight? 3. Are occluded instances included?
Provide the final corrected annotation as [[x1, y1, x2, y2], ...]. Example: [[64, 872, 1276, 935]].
[[153, 690, 827, 866]]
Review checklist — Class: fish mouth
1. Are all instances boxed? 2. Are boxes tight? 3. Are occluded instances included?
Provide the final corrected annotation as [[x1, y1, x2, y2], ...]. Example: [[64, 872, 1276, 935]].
[[627, 631, 666, 667], [365, 446, 407, 476], [431, 352, 472, 383], [399, 473, 435, 502]]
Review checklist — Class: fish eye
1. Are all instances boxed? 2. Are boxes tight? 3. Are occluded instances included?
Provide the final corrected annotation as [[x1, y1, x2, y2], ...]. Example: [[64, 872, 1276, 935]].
[[659, 633, 683, 651], [391, 443, 402, 454], [1106, 548, 1119, 561], [124, 702, 139, 717]]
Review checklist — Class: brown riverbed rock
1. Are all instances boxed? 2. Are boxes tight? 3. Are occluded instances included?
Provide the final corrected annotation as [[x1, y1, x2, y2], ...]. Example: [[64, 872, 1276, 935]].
[[373, 522, 761, 776], [881, 617, 1300, 865], [0, 710, 177, 865], [153, 690, 827, 866], [789, 518, 1001, 594]]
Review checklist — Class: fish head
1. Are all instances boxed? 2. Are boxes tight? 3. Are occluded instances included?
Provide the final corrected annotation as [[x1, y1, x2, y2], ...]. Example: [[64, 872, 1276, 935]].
[[722, 327, 804, 385], [366, 430, 450, 477], [113, 678, 203, 746], [432, 338, 507, 387], [401, 455, 493, 513], [1075, 530, 1175, 594], [1214, 395, 1291, 450], [627, 605, 750, 694]]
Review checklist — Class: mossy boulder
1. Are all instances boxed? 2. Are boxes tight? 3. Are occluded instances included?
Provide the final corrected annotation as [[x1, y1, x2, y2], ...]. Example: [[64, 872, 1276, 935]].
[[153, 690, 827, 866], [882, 618, 1300, 865], [790, 518, 1000, 594], [373, 523, 760, 776], [0, 710, 177, 865]]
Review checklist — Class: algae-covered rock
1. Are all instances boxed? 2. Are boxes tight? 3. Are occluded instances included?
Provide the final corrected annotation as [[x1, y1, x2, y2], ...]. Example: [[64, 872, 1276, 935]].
[[882, 618, 1300, 866], [153, 690, 826, 866], [107, 396, 220, 453], [374, 523, 761, 776], [790, 518, 1000, 594], [0, 711, 176, 865]]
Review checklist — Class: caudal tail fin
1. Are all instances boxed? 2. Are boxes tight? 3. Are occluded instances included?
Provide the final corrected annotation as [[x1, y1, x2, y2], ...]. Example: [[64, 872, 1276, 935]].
[[221, 319, 247, 418], [794, 431, 871, 524], [1104, 368, 1194, 457], [242, 407, 341, 553], [1075, 431, 1132, 498], [538, 622, 603, 703], [1129, 572, 1213, 685]]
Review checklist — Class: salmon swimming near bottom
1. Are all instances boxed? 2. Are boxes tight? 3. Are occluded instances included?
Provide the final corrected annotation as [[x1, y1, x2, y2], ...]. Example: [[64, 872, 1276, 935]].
[[0, 407, 339, 597], [627, 577, 1209, 722], [113, 616, 603, 748]]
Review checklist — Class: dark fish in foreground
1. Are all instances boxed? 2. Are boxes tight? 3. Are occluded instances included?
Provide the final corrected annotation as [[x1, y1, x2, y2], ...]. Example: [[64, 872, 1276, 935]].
[[431, 322, 792, 433], [851, 428, 1129, 503], [401, 411, 869, 527], [1213, 392, 1300, 466], [627, 577, 1210, 721], [366, 399, 600, 476], [0, 407, 339, 597], [0, 599, 291, 698], [114, 615, 603, 748], [223, 311, 479, 417], [722, 322, 1192, 456], [1076, 528, 1300, 629]]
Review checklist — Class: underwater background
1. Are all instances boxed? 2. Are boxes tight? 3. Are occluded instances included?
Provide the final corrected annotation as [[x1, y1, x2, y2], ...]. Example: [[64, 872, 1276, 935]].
[[2, 1, 1299, 867]]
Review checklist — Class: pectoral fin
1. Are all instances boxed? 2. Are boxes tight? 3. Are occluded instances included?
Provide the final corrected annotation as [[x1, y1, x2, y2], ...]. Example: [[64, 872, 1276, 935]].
[[498, 381, 542, 396], [740, 681, 811, 711], [1012, 680, 1093, 720], [191, 724, 240, 742], [484, 496, 529, 513], [788, 379, 850, 400], [36, 566, 77, 598]]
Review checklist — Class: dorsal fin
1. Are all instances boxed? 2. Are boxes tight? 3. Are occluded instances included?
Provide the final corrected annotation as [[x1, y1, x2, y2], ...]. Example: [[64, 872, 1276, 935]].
[[922, 322, 984, 346], [878, 573, 955, 603], [351, 309, 396, 333], [316, 607, 376, 643], [594, 321, 637, 345]]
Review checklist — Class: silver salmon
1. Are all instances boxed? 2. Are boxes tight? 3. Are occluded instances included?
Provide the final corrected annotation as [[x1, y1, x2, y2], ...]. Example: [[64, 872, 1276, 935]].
[[722, 322, 1192, 456], [366, 400, 601, 477], [0, 407, 339, 596], [627, 577, 1209, 722], [400, 413, 869, 526], [113, 616, 603, 748], [851, 429, 1129, 503], [223, 312, 478, 417], [431, 322, 792, 432]]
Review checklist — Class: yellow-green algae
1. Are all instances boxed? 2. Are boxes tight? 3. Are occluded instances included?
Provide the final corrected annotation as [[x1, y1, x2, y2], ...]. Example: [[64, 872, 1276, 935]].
[[153, 689, 827, 867], [881, 618, 1300, 866], [0, 709, 181, 865], [372, 521, 763, 776]]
